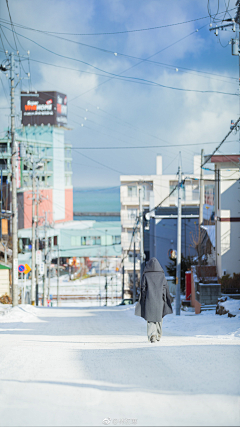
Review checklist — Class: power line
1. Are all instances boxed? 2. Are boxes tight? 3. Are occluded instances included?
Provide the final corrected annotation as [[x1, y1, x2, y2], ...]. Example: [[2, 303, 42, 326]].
[[3, 22, 236, 96], [1, 16, 237, 83], [22, 139, 239, 150], [67, 23, 232, 102], [5, 0, 18, 51], [201, 117, 240, 167], [0, 26, 15, 50], [0, 9, 236, 36], [16, 51, 237, 85]]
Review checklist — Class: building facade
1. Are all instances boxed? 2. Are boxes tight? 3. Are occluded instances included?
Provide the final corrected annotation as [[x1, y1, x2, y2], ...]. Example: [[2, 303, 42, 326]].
[[120, 155, 214, 293], [206, 154, 240, 277], [16, 125, 73, 227], [18, 220, 121, 268]]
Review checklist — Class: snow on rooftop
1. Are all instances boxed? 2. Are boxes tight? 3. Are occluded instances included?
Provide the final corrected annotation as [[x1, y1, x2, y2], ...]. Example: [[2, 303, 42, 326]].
[[201, 224, 215, 248], [220, 299, 240, 317]]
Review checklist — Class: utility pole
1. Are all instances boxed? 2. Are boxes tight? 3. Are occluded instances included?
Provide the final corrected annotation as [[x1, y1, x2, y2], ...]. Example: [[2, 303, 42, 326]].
[[105, 229, 107, 306], [133, 236, 136, 304], [115, 262, 117, 304], [98, 257, 101, 306], [122, 263, 125, 300], [199, 149, 204, 226], [111, 277, 113, 305], [31, 161, 36, 305], [199, 149, 204, 259], [236, 1, 240, 153], [139, 184, 144, 276], [48, 235, 51, 301], [210, 4, 240, 151], [35, 177, 39, 306], [10, 52, 18, 307], [57, 245, 60, 307], [43, 211, 48, 307], [176, 165, 182, 316]]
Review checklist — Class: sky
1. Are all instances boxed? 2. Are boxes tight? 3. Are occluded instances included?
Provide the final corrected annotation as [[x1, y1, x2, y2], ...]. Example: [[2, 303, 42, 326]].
[[0, 0, 239, 187]]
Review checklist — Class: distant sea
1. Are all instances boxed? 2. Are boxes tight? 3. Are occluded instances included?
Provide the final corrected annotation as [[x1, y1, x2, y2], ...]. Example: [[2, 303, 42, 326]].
[[73, 187, 120, 221]]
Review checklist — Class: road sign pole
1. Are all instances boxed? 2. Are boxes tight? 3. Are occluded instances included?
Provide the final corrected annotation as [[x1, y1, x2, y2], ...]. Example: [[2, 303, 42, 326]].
[[21, 272, 23, 303], [24, 273, 26, 304]]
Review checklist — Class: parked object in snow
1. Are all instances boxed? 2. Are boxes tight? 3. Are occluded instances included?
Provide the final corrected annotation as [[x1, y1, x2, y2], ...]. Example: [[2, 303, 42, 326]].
[[191, 265, 221, 314]]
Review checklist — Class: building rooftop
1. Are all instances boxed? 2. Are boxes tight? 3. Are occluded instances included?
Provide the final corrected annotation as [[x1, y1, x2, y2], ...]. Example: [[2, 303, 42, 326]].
[[204, 154, 240, 164]]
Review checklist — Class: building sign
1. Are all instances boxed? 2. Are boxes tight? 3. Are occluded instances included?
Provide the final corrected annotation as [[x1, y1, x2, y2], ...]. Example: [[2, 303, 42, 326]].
[[36, 250, 42, 265], [21, 91, 67, 126]]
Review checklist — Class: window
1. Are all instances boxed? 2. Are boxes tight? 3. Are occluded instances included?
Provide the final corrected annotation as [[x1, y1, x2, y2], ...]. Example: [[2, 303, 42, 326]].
[[54, 236, 58, 246], [205, 183, 215, 206], [92, 236, 101, 245], [128, 209, 137, 220], [128, 253, 138, 263], [128, 185, 137, 197], [86, 237, 92, 246], [142, 185, 146, 200], [113, 235, 121, 245], [81, 236, 92, 246]]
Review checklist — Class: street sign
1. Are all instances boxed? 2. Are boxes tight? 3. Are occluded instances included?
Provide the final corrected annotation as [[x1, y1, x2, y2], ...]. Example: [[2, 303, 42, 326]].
[[39, 262, 44, 276], [24, 263, 31, 275], [36, 250, 42, 265], [18, 264, 25, 273]]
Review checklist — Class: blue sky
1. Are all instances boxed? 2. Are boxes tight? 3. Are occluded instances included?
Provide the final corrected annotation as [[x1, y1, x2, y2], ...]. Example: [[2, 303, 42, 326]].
[[0, 0, 239, 187]]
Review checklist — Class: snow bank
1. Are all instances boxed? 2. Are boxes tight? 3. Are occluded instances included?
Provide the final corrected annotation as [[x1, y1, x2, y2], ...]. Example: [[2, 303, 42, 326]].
[[0, 304, 44, 323], [128, 303, 240, 339], [221, 299, 240, 317]]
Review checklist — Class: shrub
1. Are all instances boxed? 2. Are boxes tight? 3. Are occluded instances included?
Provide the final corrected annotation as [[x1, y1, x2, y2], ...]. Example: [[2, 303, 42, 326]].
[[219, 273, 240, 294]]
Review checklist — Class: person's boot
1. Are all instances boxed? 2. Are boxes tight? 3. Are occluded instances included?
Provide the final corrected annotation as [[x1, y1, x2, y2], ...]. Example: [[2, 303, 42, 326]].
[[150, 335, 156, 343]]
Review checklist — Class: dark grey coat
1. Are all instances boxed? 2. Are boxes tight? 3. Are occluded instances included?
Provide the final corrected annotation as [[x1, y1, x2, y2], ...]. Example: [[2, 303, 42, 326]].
[[135, 258, 173, 322]]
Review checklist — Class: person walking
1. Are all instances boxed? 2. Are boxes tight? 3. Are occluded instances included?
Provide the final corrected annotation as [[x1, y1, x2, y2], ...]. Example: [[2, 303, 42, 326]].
[[135, 257, 173, 343]]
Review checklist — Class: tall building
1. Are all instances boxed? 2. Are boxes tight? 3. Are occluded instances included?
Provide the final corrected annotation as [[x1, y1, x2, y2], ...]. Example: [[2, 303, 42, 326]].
[[120, 155, 215, 294], [16, 91, 73, 227], [16, 125, 73, 228]]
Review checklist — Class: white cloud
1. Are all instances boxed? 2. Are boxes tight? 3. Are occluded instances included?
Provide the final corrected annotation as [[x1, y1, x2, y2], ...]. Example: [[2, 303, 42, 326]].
[[0, 0, 238, 187]]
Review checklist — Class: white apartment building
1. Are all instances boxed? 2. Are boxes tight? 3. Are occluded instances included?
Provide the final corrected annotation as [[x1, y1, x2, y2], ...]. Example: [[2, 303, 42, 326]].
[[207, 154, 240, 278], [120, 155, 214, 293]]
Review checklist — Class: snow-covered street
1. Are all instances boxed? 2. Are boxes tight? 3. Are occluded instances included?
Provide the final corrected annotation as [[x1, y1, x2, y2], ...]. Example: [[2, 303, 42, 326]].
[[0, 305, 239, 426]]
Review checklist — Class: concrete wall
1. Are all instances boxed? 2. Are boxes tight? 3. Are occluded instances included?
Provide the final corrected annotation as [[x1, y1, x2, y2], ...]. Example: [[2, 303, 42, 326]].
[[196, 283, 221, 305]]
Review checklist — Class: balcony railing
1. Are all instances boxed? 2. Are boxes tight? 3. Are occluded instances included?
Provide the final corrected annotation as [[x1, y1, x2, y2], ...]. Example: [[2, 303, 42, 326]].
[[0, 164, 8, 170]]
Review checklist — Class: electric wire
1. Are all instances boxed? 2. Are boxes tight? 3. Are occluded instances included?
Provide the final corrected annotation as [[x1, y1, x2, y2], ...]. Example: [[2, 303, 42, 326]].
[[0, 8, 236, 36], [2, 23, 235, 97], [0, 16, 237, 84], [201, 116, 240, 167]]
